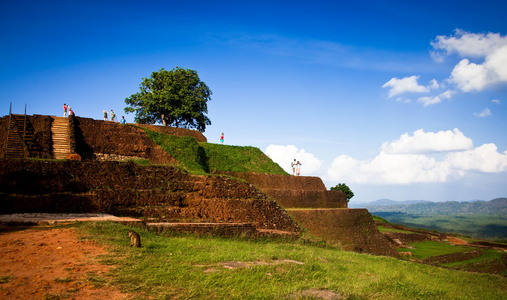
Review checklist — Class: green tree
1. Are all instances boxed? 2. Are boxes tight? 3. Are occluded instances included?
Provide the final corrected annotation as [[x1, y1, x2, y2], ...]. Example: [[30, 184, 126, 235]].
[[330, 183, 354, 202], [124, 67, 212, 132]]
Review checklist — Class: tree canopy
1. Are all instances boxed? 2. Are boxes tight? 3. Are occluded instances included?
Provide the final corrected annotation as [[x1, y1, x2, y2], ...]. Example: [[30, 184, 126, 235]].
[[124, 67, 212, 132], [330, 183, 354, 202]]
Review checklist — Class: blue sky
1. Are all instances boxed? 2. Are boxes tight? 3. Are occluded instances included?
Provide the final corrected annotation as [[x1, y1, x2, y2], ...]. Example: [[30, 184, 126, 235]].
[[1, 0, 506, 204]]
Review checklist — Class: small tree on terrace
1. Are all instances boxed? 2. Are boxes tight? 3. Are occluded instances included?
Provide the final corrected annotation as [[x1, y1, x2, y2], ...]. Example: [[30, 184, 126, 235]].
[[330, 183, 354, 203], [124, 67, 212, 132]]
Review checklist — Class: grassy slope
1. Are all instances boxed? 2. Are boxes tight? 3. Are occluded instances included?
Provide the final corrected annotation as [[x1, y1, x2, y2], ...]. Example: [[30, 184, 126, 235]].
[[76, 222, 506, 300], [144, 129, 287, 175], [373, 215, 507, 276]]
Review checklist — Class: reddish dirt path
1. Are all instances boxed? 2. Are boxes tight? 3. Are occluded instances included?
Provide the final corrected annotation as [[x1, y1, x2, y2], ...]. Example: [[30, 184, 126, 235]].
[[0, 227, 129, 299], [447, 236, 469, 245]]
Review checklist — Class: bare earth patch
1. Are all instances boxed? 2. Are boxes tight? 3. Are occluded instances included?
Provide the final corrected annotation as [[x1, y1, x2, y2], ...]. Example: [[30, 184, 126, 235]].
[[447, 236, 469, 245], [0, 227, 129, 299]]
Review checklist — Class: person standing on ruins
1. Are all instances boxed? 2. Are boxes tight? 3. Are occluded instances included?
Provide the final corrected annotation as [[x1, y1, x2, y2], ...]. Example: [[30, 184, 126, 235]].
[[111, 110, 116, 122], [63, 104, 68, 117], [103, 110, 108, 121], [296, 161, 302, 176], [120, 116, 126, 124], [291, 159, 297, 175]]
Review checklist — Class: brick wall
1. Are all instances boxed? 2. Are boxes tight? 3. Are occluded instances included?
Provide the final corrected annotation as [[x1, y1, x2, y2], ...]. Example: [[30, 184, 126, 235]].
[[0, 159, 300, 232], [288, 208, 399, 257]]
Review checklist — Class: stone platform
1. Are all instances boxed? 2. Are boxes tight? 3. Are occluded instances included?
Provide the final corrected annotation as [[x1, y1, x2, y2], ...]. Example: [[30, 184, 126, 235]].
[[0, 213, 142, 225]]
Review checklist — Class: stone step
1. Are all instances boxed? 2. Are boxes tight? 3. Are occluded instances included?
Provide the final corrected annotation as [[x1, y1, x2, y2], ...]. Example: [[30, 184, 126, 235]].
[[146, 222, 258, 236], [51, 117, 70, 159]]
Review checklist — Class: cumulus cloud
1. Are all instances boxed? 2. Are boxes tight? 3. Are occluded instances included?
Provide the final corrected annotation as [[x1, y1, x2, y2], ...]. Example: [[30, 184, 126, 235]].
[[474, 108, 492, 117], [381, 128, 473, 154], [492, 99, 501, 104], [382, 75, 430, 97], [431, 29, 507, 58], [265, 144, 323, 175], [327, 129, 507, 185], [450, 58, 492, 92], [328, 152, 450, 184], [447, 143, 507, 173], [432, 30, 507, 92], [384, 30, 507, 104]]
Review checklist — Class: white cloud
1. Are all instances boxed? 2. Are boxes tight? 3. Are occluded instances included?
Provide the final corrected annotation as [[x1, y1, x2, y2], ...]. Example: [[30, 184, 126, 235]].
[[328, 152, 450, 184], [431, 29, 507, 58], [382, 75, 430, 97], [381, 128, 473, 154], [447, 143, 507, 173], [432, 30, 507, 92], [440, 90, 454, 99], [474, 108, 492, 117], [385, 30, 507, 104], [265, 144, 323, 175], [417, 90, 455, 106], [450, 58, 491, 92], [492, 99, 501, 104], [429, 79, 440, 89], [417, 95, 441, 106], [328, 129, 506, 185]]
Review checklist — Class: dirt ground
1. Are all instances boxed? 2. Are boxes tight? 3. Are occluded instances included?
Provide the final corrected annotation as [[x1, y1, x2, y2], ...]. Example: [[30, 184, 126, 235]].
[[447, 236, 469, 245], [0, 227, 129, 300]]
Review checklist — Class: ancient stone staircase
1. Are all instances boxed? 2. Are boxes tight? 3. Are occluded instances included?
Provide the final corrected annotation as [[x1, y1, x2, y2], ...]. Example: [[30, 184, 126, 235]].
[[51, 117, 71, 159], [4, 114, 26, 159]]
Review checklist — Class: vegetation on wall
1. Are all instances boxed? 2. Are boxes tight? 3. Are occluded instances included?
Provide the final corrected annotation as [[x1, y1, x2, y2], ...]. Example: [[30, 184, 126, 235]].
[[330, 183, 354, 202], [144, 128, 288, 175]]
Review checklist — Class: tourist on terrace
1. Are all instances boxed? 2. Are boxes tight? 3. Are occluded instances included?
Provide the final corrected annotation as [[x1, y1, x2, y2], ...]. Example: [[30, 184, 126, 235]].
[[291, 159, 297, 175]]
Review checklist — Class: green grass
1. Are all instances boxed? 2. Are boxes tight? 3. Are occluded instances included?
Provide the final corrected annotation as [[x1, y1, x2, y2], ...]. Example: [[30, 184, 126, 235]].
[[377, 225, 418, 234], [145, 130, 208, 173], [143, 128, 288, 175], [72, 222, 506, 300], [201, 142, 287, 174], [398, 241, 478, 260], [443, 249, 504, 267]]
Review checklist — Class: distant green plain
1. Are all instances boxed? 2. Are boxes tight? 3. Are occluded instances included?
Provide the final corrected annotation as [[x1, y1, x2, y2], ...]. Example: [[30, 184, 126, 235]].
[[373, 213, 507, 241]]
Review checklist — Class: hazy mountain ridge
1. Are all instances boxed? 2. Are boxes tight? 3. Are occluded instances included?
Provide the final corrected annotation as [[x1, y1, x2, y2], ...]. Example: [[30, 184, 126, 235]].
[[363, 197, 507, 215], [351, 198, 432, 207]]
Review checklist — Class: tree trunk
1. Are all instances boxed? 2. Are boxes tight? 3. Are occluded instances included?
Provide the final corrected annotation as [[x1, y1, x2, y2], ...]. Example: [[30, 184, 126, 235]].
[[161, 114, 167, 126]]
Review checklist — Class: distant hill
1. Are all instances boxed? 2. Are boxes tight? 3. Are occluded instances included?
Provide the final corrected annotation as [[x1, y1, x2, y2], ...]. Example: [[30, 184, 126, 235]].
[[365, 198, 507, 215], [367, 198, 507, 240], [349, 198, 431, 208]]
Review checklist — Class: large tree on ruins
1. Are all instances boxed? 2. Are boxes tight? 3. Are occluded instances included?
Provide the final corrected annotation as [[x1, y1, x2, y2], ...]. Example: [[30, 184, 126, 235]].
[[124, 67, 212, 132]]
